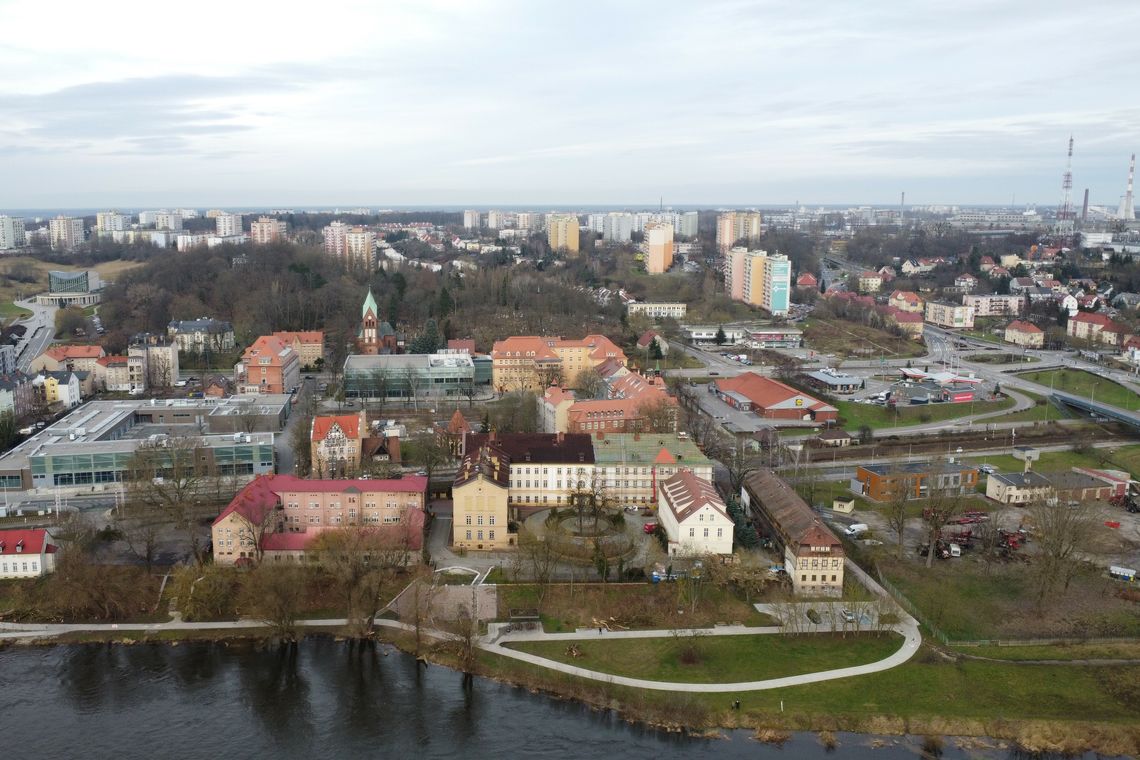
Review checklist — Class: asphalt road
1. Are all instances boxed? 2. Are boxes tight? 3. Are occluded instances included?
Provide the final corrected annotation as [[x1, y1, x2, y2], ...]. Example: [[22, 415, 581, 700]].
[[13, 298, 58, 371]]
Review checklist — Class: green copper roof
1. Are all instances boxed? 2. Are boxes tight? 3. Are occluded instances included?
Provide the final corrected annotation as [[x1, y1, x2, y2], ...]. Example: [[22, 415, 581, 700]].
[[362, 289, 378, 318]]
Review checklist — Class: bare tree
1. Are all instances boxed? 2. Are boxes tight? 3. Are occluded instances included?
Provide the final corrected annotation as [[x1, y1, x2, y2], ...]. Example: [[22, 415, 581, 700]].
[[572, 367, 604, 399], [883, 483, 910, 560], [114, 500, 164, 574], [516, 527, 558, 609], [239, 563, 307, 641], [1028, 498, 1103, 608], [403, 367, 424, 411], [709, 433, 764, 497], [635, 398, 678, 434], [919, 490, 964, 568], [308, 524, 414, 636], [127, 436, 211, 565]]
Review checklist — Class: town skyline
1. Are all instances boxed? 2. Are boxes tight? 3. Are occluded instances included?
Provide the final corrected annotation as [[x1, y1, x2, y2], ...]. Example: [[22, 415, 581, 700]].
[[3, 1, 1139, 208]]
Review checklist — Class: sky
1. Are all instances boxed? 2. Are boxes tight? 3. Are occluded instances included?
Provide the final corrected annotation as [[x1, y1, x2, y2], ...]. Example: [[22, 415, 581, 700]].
[[2, 0, 1139, 209]]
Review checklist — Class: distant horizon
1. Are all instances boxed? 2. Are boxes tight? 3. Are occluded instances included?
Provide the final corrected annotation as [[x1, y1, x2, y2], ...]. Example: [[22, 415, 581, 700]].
[[0, 202, 1071, 218], [2, 1, 1137, 208]]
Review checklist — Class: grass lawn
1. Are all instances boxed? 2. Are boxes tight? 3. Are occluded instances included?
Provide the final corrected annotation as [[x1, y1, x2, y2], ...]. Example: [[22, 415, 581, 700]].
[[999, 389, 1060, 423], [967, 352, 1040, 364], [836, 396, 1014, 430], [803, 319, 926, 360], [506, 631, 902, 683], [955, 641, 1140, 661], [0, 257, 143, 317], [496, 582, 775, 632], [966, 444, 1140, 475], [1016, 368, 1138, 409], [474, 646, 1140, 740]]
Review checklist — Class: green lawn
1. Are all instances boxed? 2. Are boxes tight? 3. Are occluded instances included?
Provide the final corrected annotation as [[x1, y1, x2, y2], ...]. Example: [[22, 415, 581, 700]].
[[1016, 369, 1138, 410], [0, 301, 33, 319], [836, 396, 1015, 430], [966, 444, 1140, 475], [506, 632, 902, 683], [967, 352, 1040, 364], [955, 641, 1140, 662], [999, 389, 1059, 423]]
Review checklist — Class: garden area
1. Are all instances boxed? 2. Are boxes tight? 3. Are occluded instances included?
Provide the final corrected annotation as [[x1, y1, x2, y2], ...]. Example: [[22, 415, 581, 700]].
[[835, 395, 1015, 430], [506, 631, 902, 683], [803, 319, 926, 359]]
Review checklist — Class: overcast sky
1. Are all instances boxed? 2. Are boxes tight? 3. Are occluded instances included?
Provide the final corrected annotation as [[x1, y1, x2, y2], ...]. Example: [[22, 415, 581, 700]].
[[2, 0, 1139, 209]]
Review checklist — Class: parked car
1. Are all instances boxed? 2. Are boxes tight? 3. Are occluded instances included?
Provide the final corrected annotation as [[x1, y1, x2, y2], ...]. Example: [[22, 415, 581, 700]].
[[643, 522, 657, 535], [839, 608, 856, 623], [806, 609, 822, 624]]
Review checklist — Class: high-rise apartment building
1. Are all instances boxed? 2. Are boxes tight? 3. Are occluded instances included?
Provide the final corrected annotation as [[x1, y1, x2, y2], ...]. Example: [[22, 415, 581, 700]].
[[0, 216, 27, 250], [463, 210, 481, 230], [515, 212, 539, 230], [731, 250, 790, 316], [643, 222, 674, 274], [96, 211, 131, 233], [154, 211, 183, 231], [48, 216, 85, 250], [715, 211, 762, 252], [344, 227, 377, 268], [587, 213, 606, 234], [603, 212, 633, 243], [486, 210, 504, 229], [249, 216, 287, 245], [215, 213, 243, 237], [322, 221, 348, 257], [547, 215, 580, 254], [677, 211, 699, 238]]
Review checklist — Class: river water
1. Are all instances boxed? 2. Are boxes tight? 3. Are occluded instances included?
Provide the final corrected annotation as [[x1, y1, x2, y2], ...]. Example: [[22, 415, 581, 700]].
[[0, 639, 1114, 759]]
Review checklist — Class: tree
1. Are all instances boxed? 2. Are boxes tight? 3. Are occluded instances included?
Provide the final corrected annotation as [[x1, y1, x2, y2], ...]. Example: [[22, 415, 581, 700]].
[[709, 433, 764, 497], [405, 433, 450, 484], [572, 367, 604, 399], [635, 398, 678, 434], [114, 500, 164, 574], [127, 436, 211, 565], [291, 415, 313, 477], [918, 490, 964, 568], [1029, 499, 1103, 608], [239, 564, 307, 641], [515, 528, 558, 608], [648, 338, 664, 361], [714, 326, 727, 345], [883, 480, 910, 560], [309, 525, 415, 636], [54, 306, 86, 338]]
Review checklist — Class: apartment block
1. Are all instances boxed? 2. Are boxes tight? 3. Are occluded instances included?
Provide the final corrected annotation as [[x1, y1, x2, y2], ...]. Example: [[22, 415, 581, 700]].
[[924, 301, 975, 329], [963, 293, 1026, 317], [547, 215, 580, 254], [48, 216, 85, 250], [715, 211, 762, 253], [491, 334, 626, 393], [215, 213, 244, 237], [643, 222, 674, 274], [726, 249, 790, 316], [235, 335, 301, 394], [0, 216, 27, 250], [249, 216, 287, 245]]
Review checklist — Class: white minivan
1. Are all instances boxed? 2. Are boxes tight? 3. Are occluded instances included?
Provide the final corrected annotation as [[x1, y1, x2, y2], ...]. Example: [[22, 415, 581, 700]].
[[844, 523, 869, 537]]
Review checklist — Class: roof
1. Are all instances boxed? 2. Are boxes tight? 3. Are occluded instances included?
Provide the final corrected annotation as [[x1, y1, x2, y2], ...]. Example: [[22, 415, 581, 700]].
[[446, 408, 474, 434], [818, 429, 851, 440], [636, 330, 661, 349], [447, 338, 476, 354], [0, 528, 53, 556], [889, 290, 922, 305], [44, 344, 105, 360], [714, 372, 835, 413], [463, 432, 594, 464], [743, 469, 842, 551], [590, 432, 711, 467], [860, 461, 977, 476], [1006, 320, 1043, 334], [214, 474, 428, 527], [362, 289, 379, 318], [988, 471, 1052, 488], [271, 330, 324, 345], [659, 469, 729, 524], [542, 385, 576, 406], [241, 335, 296, 364], [96, 355, 129, 367], [454, 442, 511, 488], [311, 413, 363, 442], [168, 319, 232, 334], [796, 272, 818, 286]]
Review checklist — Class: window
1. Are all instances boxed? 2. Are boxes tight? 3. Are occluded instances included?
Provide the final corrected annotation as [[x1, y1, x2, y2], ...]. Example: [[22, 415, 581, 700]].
[[489, 530, 495, 540], [717, 528, 723, 538], [465, 530, 472, 540], [703, 528, 709, 537], [477, 530, 483, 540], [488, 516, 495, 526], [465, 515, 472, 525], [477, 515, 483, 525], [689, 528, 694, 537]]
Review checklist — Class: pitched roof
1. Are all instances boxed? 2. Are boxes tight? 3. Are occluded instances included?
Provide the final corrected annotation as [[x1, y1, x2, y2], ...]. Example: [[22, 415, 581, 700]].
[[271, 330, 324, 344], [796, 272, 818, 286], [447, 408, 474, 434], [241, 335, 295, 364], [0, 528, 53, 556], [1006, 320, 1043, 334], [44, 345, 105, 360], [636, 330, 661, 349], [659, 469, 728, 523], [454, 442, 511, 488], [362, 289, 379, 318], [311, 413, 363, 441], [743, 468, 843, 550], [447, 338, 477, 354], [714, 372, 835, 413], [463, 433, 594, 464]]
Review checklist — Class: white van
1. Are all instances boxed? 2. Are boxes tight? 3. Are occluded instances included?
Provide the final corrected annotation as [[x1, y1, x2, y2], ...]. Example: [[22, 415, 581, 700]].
[[844, 523, 869, 537]]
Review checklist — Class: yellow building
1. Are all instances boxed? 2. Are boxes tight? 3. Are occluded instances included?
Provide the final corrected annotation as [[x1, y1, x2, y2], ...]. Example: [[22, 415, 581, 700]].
[[491, 334, 627, 393], [547, 215, 580, 254], [452, 443, 512, 550], [643, 222, 674, 274]]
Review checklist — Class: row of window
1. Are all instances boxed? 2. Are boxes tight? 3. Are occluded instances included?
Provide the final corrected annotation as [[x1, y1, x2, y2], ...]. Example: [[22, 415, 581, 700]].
[[463, 515, 496, 525], [285, 501, 413, 510], [688, 528, 724, 538], [464, 530, 496, 541], [800, 574, 839, 583], [288, 514, 401, 525], [1, 561, 38, 573], [799, 558, 843, 569]]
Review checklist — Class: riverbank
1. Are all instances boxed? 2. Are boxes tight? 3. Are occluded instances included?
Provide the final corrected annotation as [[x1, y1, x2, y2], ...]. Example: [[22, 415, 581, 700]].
[[3, 619, 1138, 757]]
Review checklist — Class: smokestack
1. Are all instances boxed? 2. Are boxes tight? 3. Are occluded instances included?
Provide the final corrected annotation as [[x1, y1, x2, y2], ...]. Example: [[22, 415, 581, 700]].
[[1081, 188, 1089, 222]]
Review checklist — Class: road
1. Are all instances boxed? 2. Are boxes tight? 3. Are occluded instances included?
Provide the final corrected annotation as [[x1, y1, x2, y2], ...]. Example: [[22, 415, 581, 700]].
[[13, 298, 58, 371]]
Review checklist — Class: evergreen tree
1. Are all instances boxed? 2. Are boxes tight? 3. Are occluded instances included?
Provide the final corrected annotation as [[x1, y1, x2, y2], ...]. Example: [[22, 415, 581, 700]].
[[438, 287, 453, 318], [714, 326, 727, 345]]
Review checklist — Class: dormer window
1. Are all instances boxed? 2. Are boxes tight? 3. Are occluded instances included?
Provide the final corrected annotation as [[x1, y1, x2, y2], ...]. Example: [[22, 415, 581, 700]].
[[15, 540, 24, 553]]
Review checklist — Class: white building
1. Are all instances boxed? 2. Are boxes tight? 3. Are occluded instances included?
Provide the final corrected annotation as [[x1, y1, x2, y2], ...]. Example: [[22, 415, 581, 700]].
[[207, 235, 249, 248], [587, 213, 606, 234], [49, 216, 85, 250], [626, 301, 687, 319], [215, 213, 244, 237], [463, 210, 481, 230], [0, 529, 58, 578], [155, 211, 183, 231], [603, 212, 634, 243], [486, 210, 505, 229], [0, 216, 27, 250], [96, 211, 131, 233], [677, 211, 699, 238], [176, 233, 210, 251], [515, 212, 539, 231], [658, 470, 734, 557]]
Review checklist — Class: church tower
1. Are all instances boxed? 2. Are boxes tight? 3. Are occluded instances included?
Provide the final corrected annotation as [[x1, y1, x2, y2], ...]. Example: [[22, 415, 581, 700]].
[[357, 289, 380, 355]]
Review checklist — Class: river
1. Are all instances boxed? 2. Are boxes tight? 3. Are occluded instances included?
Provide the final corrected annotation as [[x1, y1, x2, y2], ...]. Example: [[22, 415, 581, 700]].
[[0, 639, 1113, 759]]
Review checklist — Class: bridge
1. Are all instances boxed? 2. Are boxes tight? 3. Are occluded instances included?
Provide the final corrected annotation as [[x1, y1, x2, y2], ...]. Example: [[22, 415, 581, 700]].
[[1051, 391, 1140, 432]]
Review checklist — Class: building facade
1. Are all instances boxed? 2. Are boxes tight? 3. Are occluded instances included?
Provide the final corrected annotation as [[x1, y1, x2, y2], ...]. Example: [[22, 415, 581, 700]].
[[249, 216, 287, 245], [925, 301, 976, 329], [625, 301, 687, 320], [272, 331, 324, 369], [643, 222, 674, 274], [547, 215, 580, 254], [855, 462, 980, 501], [491, 334, 626, 393], [215, 213, 243, 237], [235, 335, 301, 394], [167, 319, 236, 353], [0, 215, 27, 249], [658, 469, 733, 557], [462, 433, 594, 516], [311, 411, 367, 477], [452, 443, 512, 551], [48, 216, 85, 250], [963, 294, 1026, 317], [0, 529, 58, 578], [1004, 320, 1044, 348], [591, 432, 713, 507]]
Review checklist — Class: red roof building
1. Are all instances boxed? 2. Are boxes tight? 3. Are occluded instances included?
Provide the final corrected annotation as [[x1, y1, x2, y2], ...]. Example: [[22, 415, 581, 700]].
[[711, 372, 837, 422], [795, 272, 818, 289], [0, 528, 59, 578], [211, 474, 427, 565], [1067, 311, 1132, 347]]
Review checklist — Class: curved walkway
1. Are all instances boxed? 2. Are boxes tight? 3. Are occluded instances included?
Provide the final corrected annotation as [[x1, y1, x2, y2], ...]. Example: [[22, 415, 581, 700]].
[[483, 617, 921, 693]]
